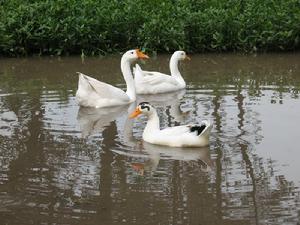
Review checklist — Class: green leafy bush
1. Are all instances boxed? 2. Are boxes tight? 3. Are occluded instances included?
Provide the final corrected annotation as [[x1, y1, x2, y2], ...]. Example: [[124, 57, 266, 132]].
[[0, 0, 299, 56]]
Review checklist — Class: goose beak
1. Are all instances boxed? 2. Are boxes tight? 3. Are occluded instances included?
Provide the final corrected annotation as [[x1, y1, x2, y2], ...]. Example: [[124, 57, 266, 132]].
[[129, 108, 142, 118], [132, 163, 145, 176], [132, 163, 144, 171], [136, 49, 149, 59], [185, 55, 191, 60]]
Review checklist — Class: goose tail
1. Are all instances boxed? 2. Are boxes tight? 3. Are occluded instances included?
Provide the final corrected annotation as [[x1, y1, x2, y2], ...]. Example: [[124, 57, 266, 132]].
[[77, 72, 91, 91], [76, 72, 94, 107], [189, 120, 212, 138], [200, 120, 213, 138]]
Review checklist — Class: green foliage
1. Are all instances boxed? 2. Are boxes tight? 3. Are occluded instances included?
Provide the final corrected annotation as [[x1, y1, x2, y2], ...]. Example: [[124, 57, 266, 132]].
[[0, 0, 299, 56]]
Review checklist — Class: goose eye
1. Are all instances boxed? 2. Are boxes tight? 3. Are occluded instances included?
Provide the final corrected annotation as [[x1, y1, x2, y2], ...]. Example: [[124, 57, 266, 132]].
[[131, 52, 134, 54], [141, 104, 150, 111]]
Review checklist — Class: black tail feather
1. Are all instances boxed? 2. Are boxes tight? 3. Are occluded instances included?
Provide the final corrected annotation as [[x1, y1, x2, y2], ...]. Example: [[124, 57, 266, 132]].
[[190, 125, 206, 136]]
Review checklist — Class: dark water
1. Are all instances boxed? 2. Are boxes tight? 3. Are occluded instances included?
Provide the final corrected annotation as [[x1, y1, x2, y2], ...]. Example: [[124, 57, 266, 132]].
[[0, 53, 300, 225]]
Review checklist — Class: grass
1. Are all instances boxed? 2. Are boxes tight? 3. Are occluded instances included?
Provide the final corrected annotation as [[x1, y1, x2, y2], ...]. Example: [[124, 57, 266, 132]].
[[0, 0, 299, 56]]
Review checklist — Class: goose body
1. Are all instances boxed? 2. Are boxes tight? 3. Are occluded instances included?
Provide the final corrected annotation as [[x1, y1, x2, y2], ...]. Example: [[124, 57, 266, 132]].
[[76, 74, 131, 108], [76, 49, 148, 108], [130, 102, 212, 147], [134, 51, 189, 94]]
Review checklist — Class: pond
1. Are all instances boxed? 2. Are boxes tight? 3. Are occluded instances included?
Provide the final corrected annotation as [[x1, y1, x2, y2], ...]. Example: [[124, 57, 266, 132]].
[[0, 53, 300, 225]]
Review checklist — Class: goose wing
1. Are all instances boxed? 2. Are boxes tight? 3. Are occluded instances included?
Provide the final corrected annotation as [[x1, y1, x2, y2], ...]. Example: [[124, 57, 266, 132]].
[[141, 72, 179, 86], [160, 125, 191, 136], [160, 122, 211, 137], [134, 64, 178, 86], [78, 72, 130, 102]]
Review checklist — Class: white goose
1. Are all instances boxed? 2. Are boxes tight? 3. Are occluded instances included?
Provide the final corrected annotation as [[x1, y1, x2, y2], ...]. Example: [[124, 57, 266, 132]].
[[134, 51, 190, 94], [76, 49, 149, 108], [130, 102, 212, 147]]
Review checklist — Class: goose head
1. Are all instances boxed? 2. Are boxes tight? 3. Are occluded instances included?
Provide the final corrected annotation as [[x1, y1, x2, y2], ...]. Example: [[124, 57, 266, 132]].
[[123, 49, 149, 62], [172, 50, 191, 61], [129, 102, 154, 118]]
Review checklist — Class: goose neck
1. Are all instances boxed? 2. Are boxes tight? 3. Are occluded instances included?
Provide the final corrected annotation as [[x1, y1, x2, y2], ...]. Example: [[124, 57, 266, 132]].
[[169, 56, 185, 86], [121, 57, 136, 102], [144, 110, 160, 134], [170, 56, 180, 77]]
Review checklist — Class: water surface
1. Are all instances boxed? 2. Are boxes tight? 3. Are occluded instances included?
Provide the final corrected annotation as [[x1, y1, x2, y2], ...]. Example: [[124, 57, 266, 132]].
[[0, 53, 300, 225]]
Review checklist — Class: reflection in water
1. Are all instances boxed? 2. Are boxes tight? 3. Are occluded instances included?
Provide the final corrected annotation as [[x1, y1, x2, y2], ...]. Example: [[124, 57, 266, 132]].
[[113, 143, 212, 175], [137, 89, 186, 106], [0, 54, 300, 225], [77, 104, 130, 138], [137, 89, 188, 124]]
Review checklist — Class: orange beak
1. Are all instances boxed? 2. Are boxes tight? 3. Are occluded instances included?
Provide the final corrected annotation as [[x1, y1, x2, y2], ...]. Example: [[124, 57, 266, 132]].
[[132, 163, 144, 171], [132, 163, 145, 176], [136, 49, 149, 59], [185, 55, 191, 60], [129, 107, 142, 118]]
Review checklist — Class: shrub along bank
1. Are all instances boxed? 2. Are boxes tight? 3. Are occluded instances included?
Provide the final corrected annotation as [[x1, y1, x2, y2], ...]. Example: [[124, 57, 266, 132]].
[[0, 0, 299, 56]]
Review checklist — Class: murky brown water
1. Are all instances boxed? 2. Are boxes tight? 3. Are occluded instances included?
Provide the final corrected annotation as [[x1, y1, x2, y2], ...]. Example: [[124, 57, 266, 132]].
[[0, 53, 300, 225]]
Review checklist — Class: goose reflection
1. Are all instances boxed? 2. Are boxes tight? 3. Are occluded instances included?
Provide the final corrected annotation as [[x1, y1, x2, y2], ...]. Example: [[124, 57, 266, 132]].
[[113, 142, 212, 175], [148, 142, 212, 174], [137, 89, 188, 123], [77, 104, 131, 138]]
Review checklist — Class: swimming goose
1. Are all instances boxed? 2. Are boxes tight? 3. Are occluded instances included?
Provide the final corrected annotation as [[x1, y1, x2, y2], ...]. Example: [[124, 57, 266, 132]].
[[134, 51, 189, 94], [76, 49, 149, 108], [130, 102, 212, 147]]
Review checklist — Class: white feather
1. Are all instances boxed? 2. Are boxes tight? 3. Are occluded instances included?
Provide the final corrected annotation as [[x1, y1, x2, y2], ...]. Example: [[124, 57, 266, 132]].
[[76, 73, 130, 108], [134, 51, 187, 94]]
